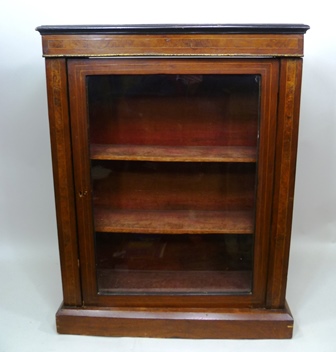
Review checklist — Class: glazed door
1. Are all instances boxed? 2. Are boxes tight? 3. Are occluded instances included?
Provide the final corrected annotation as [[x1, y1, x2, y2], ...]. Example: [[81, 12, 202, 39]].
[[68, 58, 279, 308]]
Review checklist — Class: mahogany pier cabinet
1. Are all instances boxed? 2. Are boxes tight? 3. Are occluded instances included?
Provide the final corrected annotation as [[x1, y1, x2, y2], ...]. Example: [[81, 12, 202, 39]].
[[37, 24, 309, 339]]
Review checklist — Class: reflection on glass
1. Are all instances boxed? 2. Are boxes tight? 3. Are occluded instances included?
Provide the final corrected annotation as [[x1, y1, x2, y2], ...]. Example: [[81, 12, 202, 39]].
[[96, 233, 253, 294], [87, 74, 260, 295]]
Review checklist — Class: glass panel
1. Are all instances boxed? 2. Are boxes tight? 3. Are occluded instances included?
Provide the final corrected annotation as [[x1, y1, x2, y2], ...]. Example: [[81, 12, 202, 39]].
[[96, 233, 253, 294], [87, 74, 260, 295], [88, 74, 259, 147]]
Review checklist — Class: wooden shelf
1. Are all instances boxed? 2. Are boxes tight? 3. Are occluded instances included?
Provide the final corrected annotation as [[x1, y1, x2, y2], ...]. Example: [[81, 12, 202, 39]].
[[90, 144, 257, 163], [98, 269, 252, 294], [94, 208, 254, 234]]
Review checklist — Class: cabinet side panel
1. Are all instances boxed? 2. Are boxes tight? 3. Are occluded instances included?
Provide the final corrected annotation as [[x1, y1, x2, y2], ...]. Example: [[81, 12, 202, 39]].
[[266, 58, 303, 308], [45, 58, 82, 306]]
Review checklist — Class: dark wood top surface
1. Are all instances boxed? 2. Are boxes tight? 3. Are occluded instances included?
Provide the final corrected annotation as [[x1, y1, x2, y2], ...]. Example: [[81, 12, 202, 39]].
[[36, 23, 310, 35]]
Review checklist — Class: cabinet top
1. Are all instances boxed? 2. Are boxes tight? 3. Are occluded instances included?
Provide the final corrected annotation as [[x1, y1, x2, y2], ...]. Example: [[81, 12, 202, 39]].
[[36, 23, 309, 35], [36, 24, 309, 58]]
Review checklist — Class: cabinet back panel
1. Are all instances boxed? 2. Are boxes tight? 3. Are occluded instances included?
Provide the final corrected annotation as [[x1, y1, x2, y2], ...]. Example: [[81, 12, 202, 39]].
[[88, 74, 259, 147], [91, 161, 256, 211]]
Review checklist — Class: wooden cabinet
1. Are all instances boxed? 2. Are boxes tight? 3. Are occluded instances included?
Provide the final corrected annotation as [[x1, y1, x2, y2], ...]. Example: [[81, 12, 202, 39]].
[[37, 24, 309, 339]]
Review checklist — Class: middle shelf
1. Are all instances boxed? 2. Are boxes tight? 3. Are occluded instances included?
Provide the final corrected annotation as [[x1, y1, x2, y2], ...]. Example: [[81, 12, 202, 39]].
[[90, 144, 257, 163], [90, 160, 257, 235], [94, 208, 254, 235]]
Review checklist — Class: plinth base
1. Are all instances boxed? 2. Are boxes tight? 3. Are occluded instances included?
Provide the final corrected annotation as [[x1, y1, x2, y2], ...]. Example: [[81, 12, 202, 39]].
[[56, 302, 294, 339]]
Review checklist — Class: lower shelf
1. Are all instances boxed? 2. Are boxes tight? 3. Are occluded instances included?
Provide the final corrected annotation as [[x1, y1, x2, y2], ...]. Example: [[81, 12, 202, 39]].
[[56, 303, 294, 339], [98, 269, 252, 294], [96, 233, 253, 294]]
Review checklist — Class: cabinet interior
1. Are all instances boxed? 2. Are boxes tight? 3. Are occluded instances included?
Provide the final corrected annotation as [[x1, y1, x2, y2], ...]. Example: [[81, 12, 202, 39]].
[[87, 73, 259, 295]]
